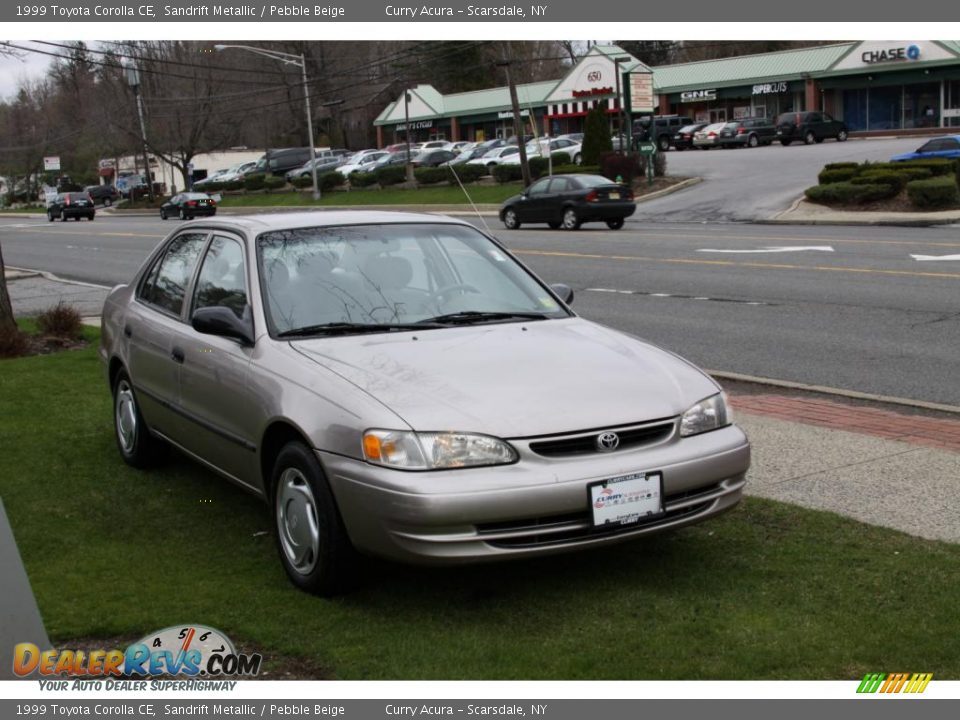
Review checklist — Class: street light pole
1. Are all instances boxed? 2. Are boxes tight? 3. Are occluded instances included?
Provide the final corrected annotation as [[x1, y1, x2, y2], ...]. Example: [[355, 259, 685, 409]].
[[214, 44, 321, 201], [614, 56, 631, 154]]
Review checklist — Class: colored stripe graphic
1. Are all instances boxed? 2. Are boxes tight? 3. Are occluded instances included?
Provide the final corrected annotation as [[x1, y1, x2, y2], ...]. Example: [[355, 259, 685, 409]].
[[857, 672, 932, 694]]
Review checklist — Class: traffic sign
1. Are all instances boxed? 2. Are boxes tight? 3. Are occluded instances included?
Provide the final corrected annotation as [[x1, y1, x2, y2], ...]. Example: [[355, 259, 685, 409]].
[[637, 143, 657, 155], [43, 156, 61, 172]]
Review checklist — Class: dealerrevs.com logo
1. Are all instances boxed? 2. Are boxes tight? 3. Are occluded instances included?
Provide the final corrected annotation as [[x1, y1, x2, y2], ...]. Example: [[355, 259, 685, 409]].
[[857, 672, 933, 694], [13, 625, 262, 686]]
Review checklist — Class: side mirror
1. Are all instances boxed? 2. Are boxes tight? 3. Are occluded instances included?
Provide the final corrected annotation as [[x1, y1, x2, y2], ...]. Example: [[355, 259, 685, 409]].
[[192, 306, 255, 346], [550, 283, 574, 306]]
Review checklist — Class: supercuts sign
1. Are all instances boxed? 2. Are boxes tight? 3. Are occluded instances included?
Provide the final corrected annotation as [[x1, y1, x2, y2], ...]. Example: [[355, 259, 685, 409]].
[[753, 82, 789, 95], [680, 89, 717, 103], [861, 45, 921, 64]]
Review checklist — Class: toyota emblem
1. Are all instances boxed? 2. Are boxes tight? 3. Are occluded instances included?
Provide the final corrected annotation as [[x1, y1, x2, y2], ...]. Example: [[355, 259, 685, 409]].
[[596, 432, 620, 452]]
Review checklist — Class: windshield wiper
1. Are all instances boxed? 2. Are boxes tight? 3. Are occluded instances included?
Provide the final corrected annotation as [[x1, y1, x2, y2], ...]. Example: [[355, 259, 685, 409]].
[[277, 321, 442, 338], [416, 311, 550, 325]]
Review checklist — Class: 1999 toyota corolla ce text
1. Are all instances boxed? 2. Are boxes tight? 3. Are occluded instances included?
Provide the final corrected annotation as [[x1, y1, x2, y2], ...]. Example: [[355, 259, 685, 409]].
[[101, 211, 750, 595]]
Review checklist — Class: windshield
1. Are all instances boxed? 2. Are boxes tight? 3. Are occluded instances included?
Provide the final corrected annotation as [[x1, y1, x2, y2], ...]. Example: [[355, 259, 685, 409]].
[[257, 223, 569, 335]]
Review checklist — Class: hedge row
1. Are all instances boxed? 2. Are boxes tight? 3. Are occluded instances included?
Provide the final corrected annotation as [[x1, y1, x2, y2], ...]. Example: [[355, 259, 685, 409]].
[[808, 157, 960, 209], [804, 182, 899, 205], [906, 176, 960, 209]]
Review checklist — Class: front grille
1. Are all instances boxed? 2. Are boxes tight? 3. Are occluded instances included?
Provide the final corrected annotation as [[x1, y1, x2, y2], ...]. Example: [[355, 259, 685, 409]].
[[528, 420, 675, 457], [476, 482, 723, 549]]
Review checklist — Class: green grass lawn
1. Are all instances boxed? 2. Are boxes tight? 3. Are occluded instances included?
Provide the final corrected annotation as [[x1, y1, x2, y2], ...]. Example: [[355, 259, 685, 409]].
[[2, 334, 959, 680], [215, 184, 521, 208]]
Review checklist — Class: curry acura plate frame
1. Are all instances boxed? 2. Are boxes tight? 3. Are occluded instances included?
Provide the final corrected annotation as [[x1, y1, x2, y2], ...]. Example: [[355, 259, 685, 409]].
[[588, 471, 664, 528]]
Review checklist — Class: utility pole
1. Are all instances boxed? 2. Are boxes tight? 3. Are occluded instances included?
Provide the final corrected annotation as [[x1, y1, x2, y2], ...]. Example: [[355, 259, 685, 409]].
[[404, 90, 414, 183], [125, 61, 155, 202], [497, 57, 531, 187]]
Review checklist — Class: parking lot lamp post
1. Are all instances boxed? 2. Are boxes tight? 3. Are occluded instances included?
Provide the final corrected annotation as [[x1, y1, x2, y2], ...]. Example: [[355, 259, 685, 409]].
[[214, 44, 321, 201], [614, 56, 631, 154]]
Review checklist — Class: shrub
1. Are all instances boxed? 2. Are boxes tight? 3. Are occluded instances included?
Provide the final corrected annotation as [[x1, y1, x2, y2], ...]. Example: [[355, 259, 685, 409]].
[[222, 180, 244, 191], [850, 170, 906, 193], [553, 164, 598, 175], [528, 158, 549, 179], [374, 165, 407, 187], [818, 168, 859, 185], [319, 171, 345, 192], [582, 106, 613, 166], [243, 174, 266, 191], [263, 176, 287, 192], [292, 175, 314, 189], [0, 324, 28, 358], [200, 181, 224, 192], [804, 182, 898, 205], [447, 164, 486, 183], [348, 171, 378, 188], [600, 152, 642, 183], [891, 167, 933, 182], [37, 301, 83, 340], [551, 152, 572, 166], [492, 164, 523, 184], [413, 167, 449, 185], [906, 176, 960, 209], [894, 159, 956, 177], [823, 162, 860, 171]]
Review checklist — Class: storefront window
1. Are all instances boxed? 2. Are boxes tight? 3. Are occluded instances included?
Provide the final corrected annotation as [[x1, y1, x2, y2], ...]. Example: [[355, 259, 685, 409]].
[[868, 86, 902, 131], [904, 82, 939, 129], [842, 89, 867, 131], [945, 80, 960, 128]]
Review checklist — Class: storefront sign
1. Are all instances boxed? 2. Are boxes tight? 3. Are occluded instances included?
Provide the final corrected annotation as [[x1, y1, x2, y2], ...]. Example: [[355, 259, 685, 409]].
[[395, 120, 434, 131], [628, 72, 654, 114], [497, 110, 529, 119], [752, 81, 789, 95], [733, 106, 751, 119], [680, 89, 717, 103], [944, 109, 960, 118], [861, 45, 921, 64], [43, 156, 61, 171], [572, 86, 614, 98]]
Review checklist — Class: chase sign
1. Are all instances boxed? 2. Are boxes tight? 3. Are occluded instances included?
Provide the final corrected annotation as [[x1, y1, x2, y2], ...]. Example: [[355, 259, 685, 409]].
[[861, 45, 921, 64]]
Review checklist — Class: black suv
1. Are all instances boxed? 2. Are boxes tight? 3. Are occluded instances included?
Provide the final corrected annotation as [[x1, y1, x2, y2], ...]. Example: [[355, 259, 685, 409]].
[[84, 184, 120, 206], [776, 111, 849, 146], [633, 115, 694, 151], [47, 192, 95, 222]]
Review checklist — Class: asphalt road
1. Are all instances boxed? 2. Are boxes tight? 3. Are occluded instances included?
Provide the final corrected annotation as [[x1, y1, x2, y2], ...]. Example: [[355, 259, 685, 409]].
[[2, 214, 958, 406], [638, 135, 925, 221]]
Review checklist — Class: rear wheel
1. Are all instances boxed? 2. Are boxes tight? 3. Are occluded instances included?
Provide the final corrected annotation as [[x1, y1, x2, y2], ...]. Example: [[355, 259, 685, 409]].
[[272, 442, 359, 596], [803, 130, 816, 145], [573, 153, 582, 165], [160, 208, 167, 220], [47, 211, 55, 222], [561, 207, 581, 231], [657, 136, 670, 152], [113, 370, 163, 469], [178, 208, 186, 220], [747, 134, 759, 148], [606, 218, 625, 230], [502, 208, 520, 230], [837, 129, 848, 142], [104, 197, 112, 207]]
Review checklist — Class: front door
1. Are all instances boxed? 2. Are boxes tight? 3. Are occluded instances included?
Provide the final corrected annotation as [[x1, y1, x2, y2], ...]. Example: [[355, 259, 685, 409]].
[[709, 108, 727, 124]]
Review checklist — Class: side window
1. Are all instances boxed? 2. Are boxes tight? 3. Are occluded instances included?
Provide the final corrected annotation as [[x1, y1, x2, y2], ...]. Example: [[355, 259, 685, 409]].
[[527, 179, 551, 196], [141, 233, 207, 317], [547, 177, 570, 193], [945, 139, 960, 150], [192, 236, 248, 320]]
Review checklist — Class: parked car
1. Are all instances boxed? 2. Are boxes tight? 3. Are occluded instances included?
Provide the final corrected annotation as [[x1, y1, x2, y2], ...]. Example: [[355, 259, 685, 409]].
[[558, 133, 583, 143], [253, 148, 316, 177], [693, 123, 728, 149], [419, 140, 452, 151], [891, 135, 960, 161], [633, 115, 694, 151], [101, 210, 750, 595], [337, 151, 389, 176], [385, 142, 423, 154], [85, 184, 120, 206], [671, 123, 709, 150], [212, 161, 258, 184], [467, 145, 520, 169], [371, 150, 414, 169], [717, 118, 778, 148], [776, 111, 848, 145], [159, 192, 217, 220], [411, 149, 458, 168], [446, 144, 498, 166], [47, 191, 95, 221], [514, 137, 583, 165], [285, 157, 345, 182], [500, 174, 636, 230], [449, 141, 475, 154]]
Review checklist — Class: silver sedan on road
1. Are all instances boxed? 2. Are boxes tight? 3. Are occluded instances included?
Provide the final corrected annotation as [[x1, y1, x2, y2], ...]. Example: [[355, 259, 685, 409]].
[[100, 211, 750, 595]]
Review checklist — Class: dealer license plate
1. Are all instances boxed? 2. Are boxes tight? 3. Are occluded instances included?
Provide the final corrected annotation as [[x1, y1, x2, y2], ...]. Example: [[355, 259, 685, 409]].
[[589, 472, 663, 527]]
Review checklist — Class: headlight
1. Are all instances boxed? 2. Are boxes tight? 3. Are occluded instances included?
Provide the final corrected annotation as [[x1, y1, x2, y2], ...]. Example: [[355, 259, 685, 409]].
[[362, 429, 517, 470], [680, 392, 731, 437]]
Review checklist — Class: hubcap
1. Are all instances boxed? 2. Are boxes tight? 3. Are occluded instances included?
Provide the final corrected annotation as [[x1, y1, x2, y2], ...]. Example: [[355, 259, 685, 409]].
[[115, 381, 137, 454], [563, 210, 577, 228], [276, 468, 320, 575], [505, 210, 516, 227]]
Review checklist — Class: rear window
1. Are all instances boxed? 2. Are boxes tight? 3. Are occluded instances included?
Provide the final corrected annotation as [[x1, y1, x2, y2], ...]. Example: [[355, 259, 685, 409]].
[[778, 113, 799, 125], [575, 175, 616, 188]]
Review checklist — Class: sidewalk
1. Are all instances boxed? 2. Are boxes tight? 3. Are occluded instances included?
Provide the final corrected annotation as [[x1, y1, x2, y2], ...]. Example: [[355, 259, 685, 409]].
[[6, 268, 959, 544]]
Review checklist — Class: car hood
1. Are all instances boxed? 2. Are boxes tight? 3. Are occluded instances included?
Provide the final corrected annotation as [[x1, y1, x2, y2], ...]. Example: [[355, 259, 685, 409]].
[[290, 318, 718, 438]]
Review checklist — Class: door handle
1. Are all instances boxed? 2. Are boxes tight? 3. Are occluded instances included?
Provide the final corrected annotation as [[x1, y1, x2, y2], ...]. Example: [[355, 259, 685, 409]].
[[171, 347, 185, 364], [123, 325, 132, 338]]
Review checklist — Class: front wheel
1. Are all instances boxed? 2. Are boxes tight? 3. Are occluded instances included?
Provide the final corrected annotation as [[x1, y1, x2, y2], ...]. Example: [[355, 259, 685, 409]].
[[178, 208, 186, 220], [47, 211, 55, 222], [113, 370, 163, 469], [573, 153, 581, 165], [837, 129, 848, 142], [561, 207, 580, 230], [502, 208, 520, 230], [160, 208, 167, 220], [104, 197, 112, 207], [272, 442, 359, 596], [606, 218, 625, 230], [803, 130, 816, 145]]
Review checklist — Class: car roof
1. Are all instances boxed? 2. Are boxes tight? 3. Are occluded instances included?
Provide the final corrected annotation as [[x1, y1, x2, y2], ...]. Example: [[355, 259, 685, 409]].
[[179, 210, 476, 236]]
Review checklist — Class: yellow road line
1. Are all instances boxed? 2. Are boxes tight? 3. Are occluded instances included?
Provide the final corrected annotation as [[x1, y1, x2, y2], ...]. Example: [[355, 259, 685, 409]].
[[593, 231, 960, 249], [515, 248, 960, 280]]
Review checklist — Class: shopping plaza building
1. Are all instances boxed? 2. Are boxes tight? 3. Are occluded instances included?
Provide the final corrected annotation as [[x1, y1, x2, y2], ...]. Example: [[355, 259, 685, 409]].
[[373, 41, 960, 145]]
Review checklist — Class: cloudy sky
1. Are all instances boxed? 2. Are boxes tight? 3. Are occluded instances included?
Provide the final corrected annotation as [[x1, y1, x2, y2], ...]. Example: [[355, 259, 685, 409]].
[[0, 42, 56, 101]]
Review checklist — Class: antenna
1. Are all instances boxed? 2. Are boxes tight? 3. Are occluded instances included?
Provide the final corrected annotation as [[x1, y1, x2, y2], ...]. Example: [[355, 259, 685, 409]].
[[447, 162, 493, 236]]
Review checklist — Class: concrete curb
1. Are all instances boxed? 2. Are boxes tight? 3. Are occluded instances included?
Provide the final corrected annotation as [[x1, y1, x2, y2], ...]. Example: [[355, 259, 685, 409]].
[[764, 197, 960, 227], [634, 176, 703, 204], [709, 369, 960, 416], [7, 266, 113, 290]]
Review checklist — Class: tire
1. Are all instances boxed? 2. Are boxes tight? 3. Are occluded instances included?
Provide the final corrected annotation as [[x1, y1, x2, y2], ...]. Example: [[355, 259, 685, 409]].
[[606, 218, 625, 230], [561, 207, 580, 230], [780, 139, 792, 146], [89, 215, 95, 221], [837, 129, 848, 142], [104, 197, 112, 207], [112, 370, 163, 469], [547, 221, 561, 229], [73, 216, 81, 222], [803, 130, 816, 145], [47, 211, 54, 222], [272, 441, 359, 596], [657, 136, 670, 152], [61, 214, 68, 221], [160, 209, 167, 220], [573, 153, 582, 165], [178, 208, 186, 220], [502, 208, 520, 230], [747, 134, 759, 148]]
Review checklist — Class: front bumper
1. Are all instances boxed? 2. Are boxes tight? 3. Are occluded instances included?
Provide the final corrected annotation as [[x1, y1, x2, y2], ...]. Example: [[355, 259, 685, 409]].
[[321, 423, 750, 565]]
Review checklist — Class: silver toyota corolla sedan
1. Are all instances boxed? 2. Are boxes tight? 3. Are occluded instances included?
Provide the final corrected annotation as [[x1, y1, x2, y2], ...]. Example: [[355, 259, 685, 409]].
[[100, 211, 750, 595]]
